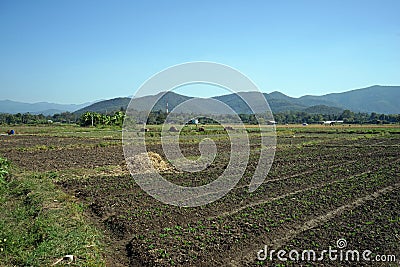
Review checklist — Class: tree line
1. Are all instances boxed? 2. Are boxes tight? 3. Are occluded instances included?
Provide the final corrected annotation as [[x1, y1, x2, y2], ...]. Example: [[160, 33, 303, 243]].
[[0, 112, 77, 124], [0, 111, 125, 126], [273, 110, 400, 124], [0, 109, 399, 126]]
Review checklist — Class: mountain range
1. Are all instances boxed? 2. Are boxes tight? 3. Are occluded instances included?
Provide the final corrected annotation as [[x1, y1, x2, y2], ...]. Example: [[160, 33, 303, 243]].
[[1, 85, 398, 115], [0, 100, 95, 115], [75, 85, 400, 115]]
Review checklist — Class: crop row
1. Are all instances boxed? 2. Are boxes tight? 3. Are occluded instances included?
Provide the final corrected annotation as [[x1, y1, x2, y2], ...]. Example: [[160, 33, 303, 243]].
[[62, 140, 390, 197], [127, 160, 399, 266], [63, 145, 398, 230], [258, 186, 400, 267]]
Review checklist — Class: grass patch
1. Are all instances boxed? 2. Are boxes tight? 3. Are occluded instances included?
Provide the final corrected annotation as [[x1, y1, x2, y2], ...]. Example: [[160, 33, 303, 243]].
[[0, 124, 122, 139], [15, 141, 120, 152], [0, 157, 10, 184], [0, 161, 105, 266]]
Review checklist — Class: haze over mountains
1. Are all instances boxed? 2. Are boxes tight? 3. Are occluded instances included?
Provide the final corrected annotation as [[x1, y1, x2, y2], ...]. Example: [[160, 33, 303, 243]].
[[0, 100, 95, 115], [1, 86, 399, 115]]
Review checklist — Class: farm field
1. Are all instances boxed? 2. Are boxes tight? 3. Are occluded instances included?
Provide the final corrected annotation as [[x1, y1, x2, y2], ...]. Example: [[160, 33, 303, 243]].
[[0, 124, 399, 266]]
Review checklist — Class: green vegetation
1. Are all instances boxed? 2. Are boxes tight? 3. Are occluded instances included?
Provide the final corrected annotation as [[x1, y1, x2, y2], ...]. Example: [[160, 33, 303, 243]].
[[0, 112, 77, 124], [79, 111, 125, 127], [1, 109, 399, 128], [0, 157, 10, 184], [0, 161, 105, 266], [273, 110, 400, 124], [303, 104, 343, 114]]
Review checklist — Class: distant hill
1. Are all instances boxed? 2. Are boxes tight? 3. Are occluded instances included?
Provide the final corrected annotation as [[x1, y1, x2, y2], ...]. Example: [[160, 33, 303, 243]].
[[74, 92, 193, 115], [74, 97, 131, 115], [297, 85, 400, 114], [75, 85, 399, 115], [0, 100, 94, 115], [266, 86, 400, 114]]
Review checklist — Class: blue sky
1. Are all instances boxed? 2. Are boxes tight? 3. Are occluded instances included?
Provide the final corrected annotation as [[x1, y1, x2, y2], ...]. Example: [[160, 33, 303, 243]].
[[0, 0, 399, 104]]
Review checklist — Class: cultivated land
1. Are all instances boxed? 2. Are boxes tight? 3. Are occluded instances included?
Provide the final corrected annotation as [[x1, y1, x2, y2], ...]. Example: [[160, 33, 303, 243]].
[[0, 124, 399, 266]]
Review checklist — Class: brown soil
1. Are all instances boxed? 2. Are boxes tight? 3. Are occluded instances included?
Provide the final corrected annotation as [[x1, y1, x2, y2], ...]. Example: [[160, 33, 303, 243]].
[[2, 133, 399, 266]]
